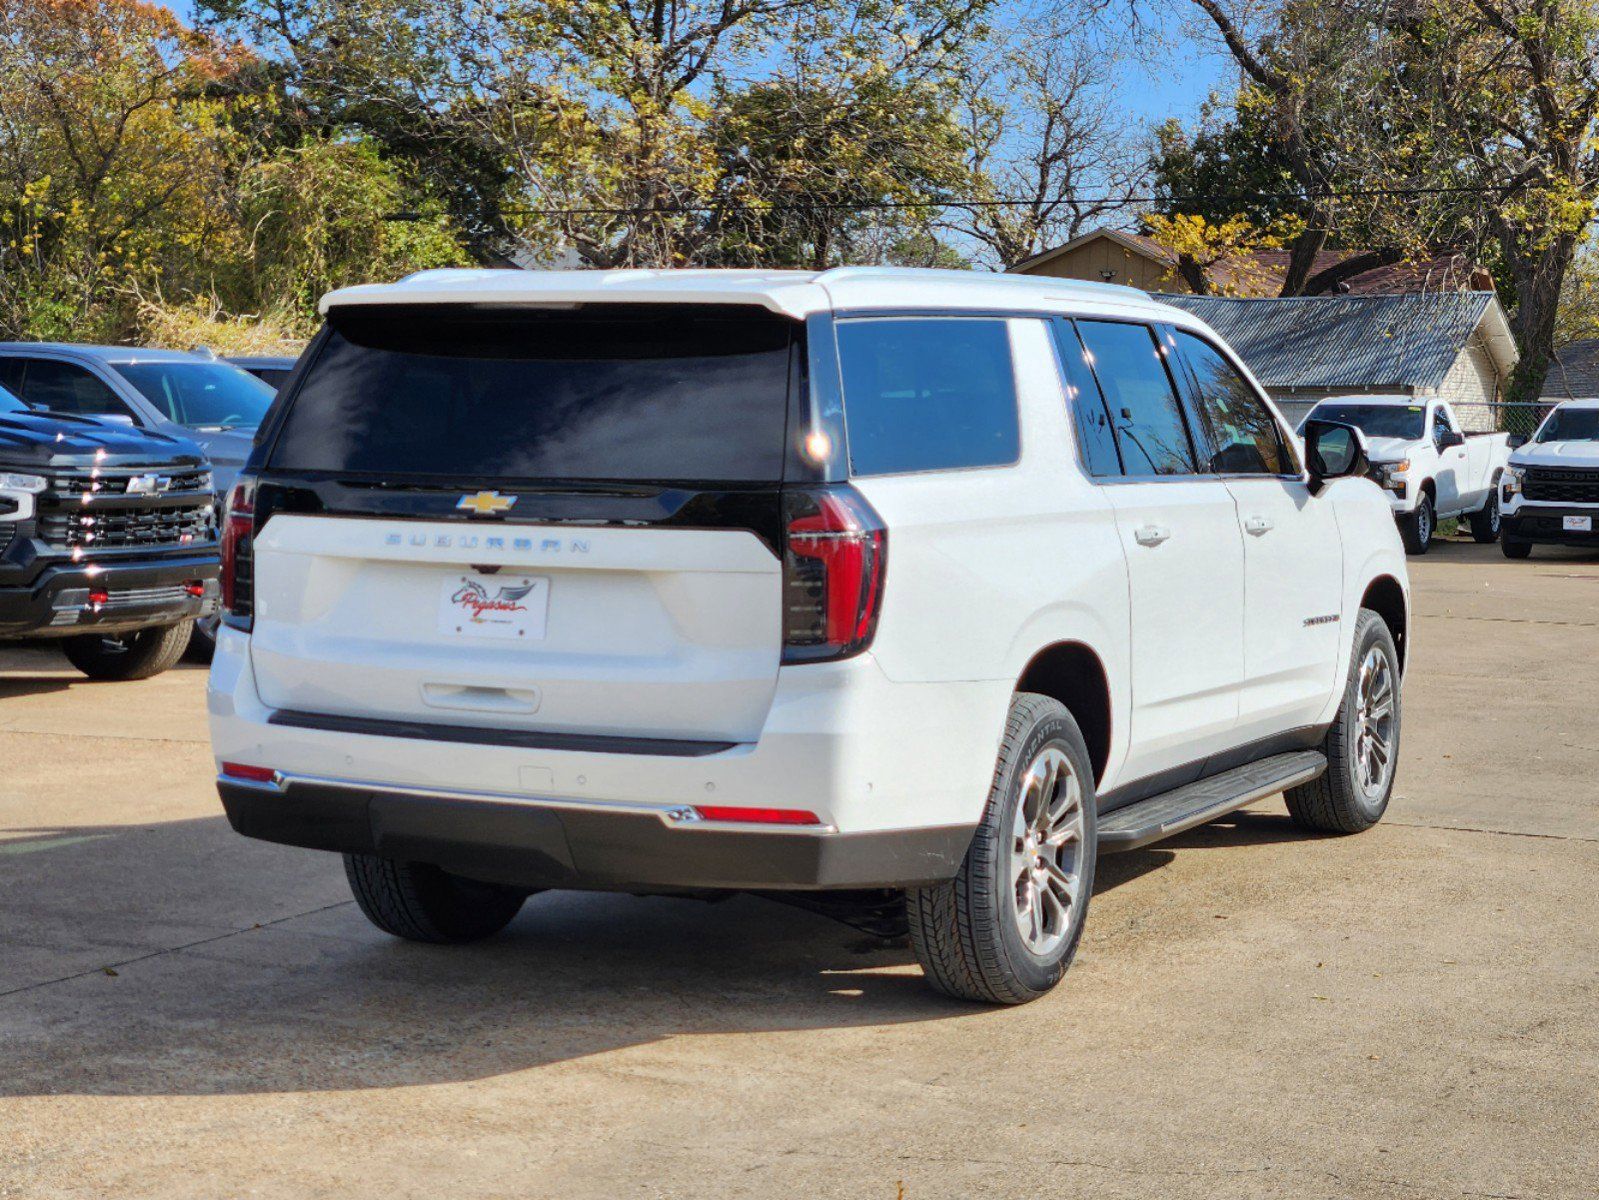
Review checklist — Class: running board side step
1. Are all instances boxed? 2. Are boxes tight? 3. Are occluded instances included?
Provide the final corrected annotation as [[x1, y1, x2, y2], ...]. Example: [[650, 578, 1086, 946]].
[[1098, 751, 1327, 853]]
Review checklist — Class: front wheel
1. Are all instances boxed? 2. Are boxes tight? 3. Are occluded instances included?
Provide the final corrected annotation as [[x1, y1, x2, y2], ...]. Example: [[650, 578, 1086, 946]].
[[906, 692, 1097, 1005], [1468, 483, 1502, 543], [60, 621, 193, 681], [1285, 609, 1401, 834], [1501, 535, 1532, 560], [1399, 494, 1434, 555]]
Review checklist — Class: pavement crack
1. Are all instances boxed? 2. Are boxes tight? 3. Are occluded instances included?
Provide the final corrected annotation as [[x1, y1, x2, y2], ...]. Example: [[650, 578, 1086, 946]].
[[1416, 612, 1599, 629], [0, 727, 208, 747], [0, 901, 355, 1000], [1385, 820, 1598, 844]]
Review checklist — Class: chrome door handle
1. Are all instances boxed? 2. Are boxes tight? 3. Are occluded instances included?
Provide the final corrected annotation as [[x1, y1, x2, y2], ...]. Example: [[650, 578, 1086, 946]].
[[1134, 524, 1171, 547], [1244, 515, 1274, 536]]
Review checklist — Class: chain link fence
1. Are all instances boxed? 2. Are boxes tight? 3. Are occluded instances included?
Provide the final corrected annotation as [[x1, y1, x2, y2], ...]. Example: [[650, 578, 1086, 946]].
[[1445, 401, 1549, 440]]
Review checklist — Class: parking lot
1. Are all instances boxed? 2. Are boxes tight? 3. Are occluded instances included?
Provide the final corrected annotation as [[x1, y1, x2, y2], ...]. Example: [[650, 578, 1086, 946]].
[[1, 540, 1594, 1199]]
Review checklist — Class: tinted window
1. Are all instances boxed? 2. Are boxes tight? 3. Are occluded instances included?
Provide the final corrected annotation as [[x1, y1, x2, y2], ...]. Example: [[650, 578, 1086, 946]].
[[1311, 403, 1425, 440], [17, 359, 130, 419], [114, 361, 275, 430], [1176, 331, 1288, 475], [270, 306, 795, 483], [1076, 321, 1195, 476], [1052, 321, 1121, 476], [836, 318, 1019, 475], [0, 359, 23, 396], [1537, 406, 1599, 442]]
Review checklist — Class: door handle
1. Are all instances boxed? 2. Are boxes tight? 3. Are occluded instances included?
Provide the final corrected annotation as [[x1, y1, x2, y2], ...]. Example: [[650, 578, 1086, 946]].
[[1134, 524, 1171, 547], [1244, 514, 1275, 536]]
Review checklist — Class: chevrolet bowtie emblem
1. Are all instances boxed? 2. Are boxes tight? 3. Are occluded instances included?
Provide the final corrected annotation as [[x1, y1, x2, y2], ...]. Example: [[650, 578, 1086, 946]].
[[456, 491, 516, 517]]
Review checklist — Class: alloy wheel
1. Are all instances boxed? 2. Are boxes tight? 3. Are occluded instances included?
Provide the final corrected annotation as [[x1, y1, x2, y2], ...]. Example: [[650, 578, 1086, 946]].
[[1353, 647, 1397, 799], [1009, 746, 1086, 957]]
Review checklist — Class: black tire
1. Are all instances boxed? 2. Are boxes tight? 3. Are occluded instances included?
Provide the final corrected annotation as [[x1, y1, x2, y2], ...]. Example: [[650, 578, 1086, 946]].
[[60, 621, 193, 681], [344, 854, 527, 943], [1285, 609, 1401, 834], [1501, 535, 1532, 560], [1468, 481, 1502, 543], [906, 692, 1098, 1005], [1399, 493, 1434, 555]]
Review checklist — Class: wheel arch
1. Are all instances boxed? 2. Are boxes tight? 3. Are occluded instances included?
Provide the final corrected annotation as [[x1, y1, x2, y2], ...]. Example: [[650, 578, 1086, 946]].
[[1360, 574, 1409, 674], [1015, 641, 1112, 787]]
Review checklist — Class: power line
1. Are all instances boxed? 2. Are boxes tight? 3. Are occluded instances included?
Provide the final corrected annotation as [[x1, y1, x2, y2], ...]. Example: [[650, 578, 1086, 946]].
[[384, 181, 1524, 221]]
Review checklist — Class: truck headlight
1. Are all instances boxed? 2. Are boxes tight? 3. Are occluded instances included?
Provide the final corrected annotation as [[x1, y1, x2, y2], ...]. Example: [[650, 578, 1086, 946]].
[[1375, 459, 1410, 490], [0, 471, 46, 493], [1502, 465, 1525, 495]]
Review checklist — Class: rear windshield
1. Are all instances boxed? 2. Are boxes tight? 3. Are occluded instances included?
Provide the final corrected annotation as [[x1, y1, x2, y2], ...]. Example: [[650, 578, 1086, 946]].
[[1309, 403, 1425, 440], [269, 305, 797, 483]]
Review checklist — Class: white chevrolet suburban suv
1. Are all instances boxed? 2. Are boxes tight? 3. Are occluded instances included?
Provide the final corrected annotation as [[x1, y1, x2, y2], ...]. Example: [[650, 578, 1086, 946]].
[[1299, 396, 1514, 554], [209, 268, 1410, 1004], [1499, 399, 1599, 557]]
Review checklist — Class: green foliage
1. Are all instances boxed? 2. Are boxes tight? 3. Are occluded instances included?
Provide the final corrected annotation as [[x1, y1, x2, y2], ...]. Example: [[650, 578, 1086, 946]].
[[238, 138, 468, 330]]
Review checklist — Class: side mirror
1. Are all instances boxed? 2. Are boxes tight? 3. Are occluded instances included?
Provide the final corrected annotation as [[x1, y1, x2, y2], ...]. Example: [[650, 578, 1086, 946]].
[[1303, 419, 1369, 496], [1437, 429, 1466, 450], [91, 412, 136, 427], [1508, 434, 1528, 450]]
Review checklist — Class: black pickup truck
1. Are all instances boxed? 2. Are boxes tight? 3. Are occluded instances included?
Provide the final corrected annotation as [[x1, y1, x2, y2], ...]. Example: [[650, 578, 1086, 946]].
[[0, 387, 220, 679]]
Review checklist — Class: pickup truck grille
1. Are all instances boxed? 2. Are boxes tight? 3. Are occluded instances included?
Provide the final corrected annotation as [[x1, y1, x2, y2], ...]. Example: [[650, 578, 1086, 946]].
[[48, 466, 213, 498], [37, 466, 216, 552], [1523, 466, 1599, 504], [38, 503, 215, 551]]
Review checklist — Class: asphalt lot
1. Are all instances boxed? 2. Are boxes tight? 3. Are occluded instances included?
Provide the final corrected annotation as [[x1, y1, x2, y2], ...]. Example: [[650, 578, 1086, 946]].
[[2, 539, 1595, 1199]]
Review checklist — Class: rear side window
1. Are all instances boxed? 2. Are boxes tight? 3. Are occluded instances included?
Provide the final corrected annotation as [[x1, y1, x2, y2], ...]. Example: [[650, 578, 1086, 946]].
[[1076, 321, 1196, 476], [269, 305, 796, 483], [836, 318, 1020, 476], [1052, 321, 1122, 477], [1174, 331, 1288, 475]]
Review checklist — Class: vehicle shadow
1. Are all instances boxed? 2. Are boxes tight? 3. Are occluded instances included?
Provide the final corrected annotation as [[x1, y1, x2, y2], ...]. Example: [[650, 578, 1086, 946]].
[[0, 643, 208, 696], [0, 812, 1182, 1100]]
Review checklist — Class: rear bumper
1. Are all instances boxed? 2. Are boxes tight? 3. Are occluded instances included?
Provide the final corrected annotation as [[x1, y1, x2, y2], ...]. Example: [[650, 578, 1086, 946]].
[[218, 775, 974, 891], [0, 551, 220, 638], [1501, 504, 1599, 546]]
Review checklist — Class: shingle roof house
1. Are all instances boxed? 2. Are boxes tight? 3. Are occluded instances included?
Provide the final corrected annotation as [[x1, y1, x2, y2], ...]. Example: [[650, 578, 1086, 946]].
[[1542, 338, 1599, 402], [1008, 226, 1495, 297], [1160, 292, 1519, 430]]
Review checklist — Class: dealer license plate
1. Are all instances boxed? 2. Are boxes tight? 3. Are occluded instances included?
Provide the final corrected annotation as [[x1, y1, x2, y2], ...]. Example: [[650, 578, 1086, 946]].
[[438, 572, 549, 640], [1563, 515, 1593, 533]]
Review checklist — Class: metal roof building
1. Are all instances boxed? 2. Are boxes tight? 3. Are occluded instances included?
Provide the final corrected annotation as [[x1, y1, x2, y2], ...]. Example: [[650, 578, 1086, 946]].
[[1160, 292, 1519, 430]]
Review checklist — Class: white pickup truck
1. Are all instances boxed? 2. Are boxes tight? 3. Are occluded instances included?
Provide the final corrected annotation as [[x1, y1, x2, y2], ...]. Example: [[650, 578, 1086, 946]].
[[1500, 399, 1599, 558], [1300, 396, 1515, 554]]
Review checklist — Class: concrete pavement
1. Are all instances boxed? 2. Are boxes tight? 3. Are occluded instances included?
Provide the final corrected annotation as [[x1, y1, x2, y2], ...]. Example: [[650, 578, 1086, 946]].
[[1, 539, 1595, 1198]]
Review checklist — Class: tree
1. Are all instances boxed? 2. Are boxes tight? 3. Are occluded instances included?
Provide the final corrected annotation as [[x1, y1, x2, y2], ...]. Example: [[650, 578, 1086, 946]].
[[1389, 1, 1599, 402], [951, 15, 1145, 269], [0, 0, 242, 338]]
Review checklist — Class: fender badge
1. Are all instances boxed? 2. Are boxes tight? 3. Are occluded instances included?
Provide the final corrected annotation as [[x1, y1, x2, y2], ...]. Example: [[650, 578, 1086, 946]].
[[457, 491, 516, 517]]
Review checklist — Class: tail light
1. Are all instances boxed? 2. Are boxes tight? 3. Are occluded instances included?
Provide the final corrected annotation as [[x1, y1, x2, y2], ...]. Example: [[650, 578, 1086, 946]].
[[220, 474, 257, 624], [781, 485, 885, 663]]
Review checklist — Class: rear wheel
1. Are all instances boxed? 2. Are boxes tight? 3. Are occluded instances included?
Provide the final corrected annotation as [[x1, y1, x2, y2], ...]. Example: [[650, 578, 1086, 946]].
[[1468, 482, 1502, 543], [345, 854, 528, 943], [1399, 494, 1434, 555], [1501, 534, 1532, 560], [1285, 609, 1400, 834], [906, 692, 1097, 1005], [60, 621, 193, 681]]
